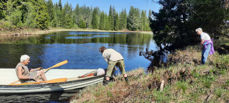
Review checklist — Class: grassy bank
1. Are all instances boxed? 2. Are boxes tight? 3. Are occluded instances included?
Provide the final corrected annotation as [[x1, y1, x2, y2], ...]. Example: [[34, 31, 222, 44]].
[[70, 47, 229, 103], [0, 28, 153, 43]]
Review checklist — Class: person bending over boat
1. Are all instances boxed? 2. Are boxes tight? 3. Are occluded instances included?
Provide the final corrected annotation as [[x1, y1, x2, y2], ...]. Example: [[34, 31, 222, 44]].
[[15, 54, 47, 83], [99, 46, 128, 85]]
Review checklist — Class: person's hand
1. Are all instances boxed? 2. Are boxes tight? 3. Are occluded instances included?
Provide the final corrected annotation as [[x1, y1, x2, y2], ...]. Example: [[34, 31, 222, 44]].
[[37, 67, 43, 70]]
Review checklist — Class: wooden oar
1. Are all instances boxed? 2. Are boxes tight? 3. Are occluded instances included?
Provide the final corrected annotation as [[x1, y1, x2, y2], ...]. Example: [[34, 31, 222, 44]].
[[43, 60, 68, 73], [12, 78, 68, 85], [9, 60, 68, 85]]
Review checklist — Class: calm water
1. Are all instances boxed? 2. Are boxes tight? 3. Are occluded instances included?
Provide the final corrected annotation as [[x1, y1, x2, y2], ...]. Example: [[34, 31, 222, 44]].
[[0, 31, 157, 71]]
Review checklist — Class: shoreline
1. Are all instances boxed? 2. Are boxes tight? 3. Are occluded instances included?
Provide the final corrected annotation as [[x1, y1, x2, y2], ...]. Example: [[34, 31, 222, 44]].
[[0, 28, 153, 43]]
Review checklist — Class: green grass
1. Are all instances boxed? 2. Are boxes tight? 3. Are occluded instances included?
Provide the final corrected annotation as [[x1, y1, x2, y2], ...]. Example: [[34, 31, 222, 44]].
[[70, 47, 229, 103]]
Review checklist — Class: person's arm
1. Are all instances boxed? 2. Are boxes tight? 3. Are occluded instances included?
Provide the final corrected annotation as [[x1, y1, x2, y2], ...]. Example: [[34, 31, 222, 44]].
[[30, 67, 42, 72], [201, 39, 204, 45], [17, 66, 30, 79], [103, 52, 110, 63], [104, 56, 109, 63]]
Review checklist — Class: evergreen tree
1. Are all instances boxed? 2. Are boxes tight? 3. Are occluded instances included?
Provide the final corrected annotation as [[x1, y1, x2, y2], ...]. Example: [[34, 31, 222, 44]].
[[46, 0, 54, 27], [190, 0, 227, 36], [73, 4, 80, 27], [52, 3, 59, 27], [108, 6, 114, 30], [24, 1, 37, 28], [104, 13, 110, 30], [127, 6, 140, 31], [150, 0, 227, 50], [114, 12, 119, 30], [34, 0, 49, 29], [140, 10, 147, 31], [119, 9, 127, 30], [91, 8, 99, 29], [0, 0, 7, 20], [58, 0, 62, 10], [99, 12, 105, 30], [150, 0, 191, 49], [62, 3, 74, 28], [78, 18, 86, 28]]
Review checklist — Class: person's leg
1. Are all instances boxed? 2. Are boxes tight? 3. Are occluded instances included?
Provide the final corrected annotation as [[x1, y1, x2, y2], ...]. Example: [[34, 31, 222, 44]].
[[110, 67, 117, 81], [202, 44, 211, 64], [117, 60, 127, 77], [201, 47, 205, 64], [40, 70, 47, 81], [36, 70, 47, 81], [106, 61, 117, 81], [117, 60, 128, 83]]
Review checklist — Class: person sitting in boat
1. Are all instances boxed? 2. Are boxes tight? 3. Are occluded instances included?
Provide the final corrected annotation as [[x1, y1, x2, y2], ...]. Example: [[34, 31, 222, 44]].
[[15, 54, 47, 83], [99, 46, 128, 85]]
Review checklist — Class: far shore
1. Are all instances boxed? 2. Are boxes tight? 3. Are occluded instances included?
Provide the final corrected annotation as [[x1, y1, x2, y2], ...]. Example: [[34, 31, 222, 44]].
[[0, 28, 153, 37], [0, 28, 153, 42]]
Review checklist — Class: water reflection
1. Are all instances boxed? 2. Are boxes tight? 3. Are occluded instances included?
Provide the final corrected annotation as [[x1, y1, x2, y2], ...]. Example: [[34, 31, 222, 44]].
[[0, 91, 77, 103], [0, 31, 156, 71]]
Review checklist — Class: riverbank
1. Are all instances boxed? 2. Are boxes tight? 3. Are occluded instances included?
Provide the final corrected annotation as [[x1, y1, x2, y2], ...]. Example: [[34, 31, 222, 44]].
[[0, 28, 153, 43], [70, 46, 229, 103]]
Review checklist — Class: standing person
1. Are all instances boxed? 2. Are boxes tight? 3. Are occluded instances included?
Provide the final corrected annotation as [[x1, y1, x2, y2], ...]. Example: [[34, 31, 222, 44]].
[[15, 54, 47, 83], [99, 46, 128, 84], [195, 28, 215, 64]]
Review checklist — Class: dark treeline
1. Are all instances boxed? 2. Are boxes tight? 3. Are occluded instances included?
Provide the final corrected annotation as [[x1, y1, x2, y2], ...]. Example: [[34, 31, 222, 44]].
[[0, 0, 151, 31], [150, 0, 229, 50]]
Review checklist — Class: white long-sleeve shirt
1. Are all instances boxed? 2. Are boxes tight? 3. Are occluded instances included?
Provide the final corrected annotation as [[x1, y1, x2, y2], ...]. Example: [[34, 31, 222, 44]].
[[200, 32, 211, 41], [102, 49, 124, 62]]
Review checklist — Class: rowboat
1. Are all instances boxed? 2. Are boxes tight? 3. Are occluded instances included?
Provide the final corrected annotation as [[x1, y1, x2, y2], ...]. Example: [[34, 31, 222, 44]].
[[0, 68, 104, 94]]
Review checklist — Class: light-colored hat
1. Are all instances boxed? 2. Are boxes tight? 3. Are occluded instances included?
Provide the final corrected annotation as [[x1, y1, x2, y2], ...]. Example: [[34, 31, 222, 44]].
[[195, 28, 202, 32], [20, 54, 30, 62]]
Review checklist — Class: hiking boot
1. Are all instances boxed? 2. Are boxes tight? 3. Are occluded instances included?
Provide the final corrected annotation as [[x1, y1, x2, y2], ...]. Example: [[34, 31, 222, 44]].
[[103, 80, 111, 85], [110, 77, 116, 82], [124, 77, 129, 84]]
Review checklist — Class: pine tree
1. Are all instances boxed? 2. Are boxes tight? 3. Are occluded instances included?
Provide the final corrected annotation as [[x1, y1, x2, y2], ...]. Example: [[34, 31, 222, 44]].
[[73, 4, 80, 27], [34, 0, 49, 29], [150, 0, 227, 50], [0, 0, 7, 20], [114, 12, 119, 30], [62, 3, 74, 28], [140, 10, 147, 31], [119, 9, 127, 30], [108, 6, 114, 30], [58, 0, 62, 10], [91, 8, 99, 29], [46, 0, 54, 27], [99, 12, 105, 30], [127, 6, 140, 31], [104, 13, 110, 30]]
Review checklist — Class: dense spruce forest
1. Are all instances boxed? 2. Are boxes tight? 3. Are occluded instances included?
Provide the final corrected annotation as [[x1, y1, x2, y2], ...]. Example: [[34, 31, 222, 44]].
[[0, 0, 151, 31]]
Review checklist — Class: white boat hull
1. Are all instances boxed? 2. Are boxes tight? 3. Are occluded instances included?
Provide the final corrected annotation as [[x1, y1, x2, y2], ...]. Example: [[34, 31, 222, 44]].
[[0, 68, 104, 94]]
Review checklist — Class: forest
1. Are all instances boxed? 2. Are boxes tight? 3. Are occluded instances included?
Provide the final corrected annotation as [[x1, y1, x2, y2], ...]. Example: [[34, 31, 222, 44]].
[[0, 0, 151, 31]]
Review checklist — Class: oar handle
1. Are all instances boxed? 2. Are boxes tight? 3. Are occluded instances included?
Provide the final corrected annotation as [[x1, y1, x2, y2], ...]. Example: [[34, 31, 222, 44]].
[[44, 67, 54, 73]]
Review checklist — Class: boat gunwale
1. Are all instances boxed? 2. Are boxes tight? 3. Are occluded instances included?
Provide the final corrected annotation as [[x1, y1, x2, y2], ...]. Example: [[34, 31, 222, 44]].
[[0, 75, 105, 87]]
